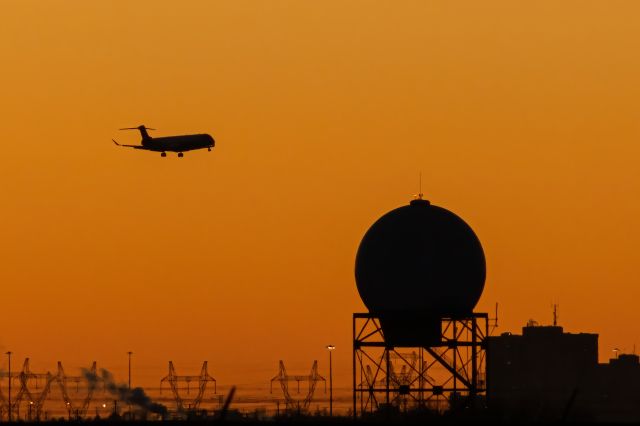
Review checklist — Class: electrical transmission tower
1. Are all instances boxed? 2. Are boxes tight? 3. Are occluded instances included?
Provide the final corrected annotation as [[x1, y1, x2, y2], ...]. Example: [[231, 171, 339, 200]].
[[55, 361, 102, 418], [11, 358, 56, 421], [1, 359, 101, 421], [270, 360, 326, 412], [160, 361, 216, 413], [359, 352, 433, 393]]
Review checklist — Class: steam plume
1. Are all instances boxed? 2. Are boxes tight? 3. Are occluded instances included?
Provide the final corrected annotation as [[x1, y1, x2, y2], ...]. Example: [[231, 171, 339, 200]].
[[83, 368, 167, 417]]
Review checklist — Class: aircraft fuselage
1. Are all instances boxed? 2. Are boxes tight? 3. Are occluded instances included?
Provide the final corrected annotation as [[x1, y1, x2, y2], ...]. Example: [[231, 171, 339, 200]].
[[142, 134, 214, 152]]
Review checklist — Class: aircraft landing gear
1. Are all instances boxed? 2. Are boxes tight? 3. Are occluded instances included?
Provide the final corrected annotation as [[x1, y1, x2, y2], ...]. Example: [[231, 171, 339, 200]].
[[161, 152, 167, 157], [178, 152, 184, 158], [208, 147, 211, 152]]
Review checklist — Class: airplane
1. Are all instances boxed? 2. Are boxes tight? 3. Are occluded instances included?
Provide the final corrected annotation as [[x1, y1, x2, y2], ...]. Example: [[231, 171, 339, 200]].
[[112, 125, 215, 157]]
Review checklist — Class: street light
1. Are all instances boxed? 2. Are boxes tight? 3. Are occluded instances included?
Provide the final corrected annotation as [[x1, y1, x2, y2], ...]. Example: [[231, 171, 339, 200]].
[[6, 351, 11, 422], [326, 345, 335, 416], [127, 351, 133, 421], [127, 351, 133, 389]]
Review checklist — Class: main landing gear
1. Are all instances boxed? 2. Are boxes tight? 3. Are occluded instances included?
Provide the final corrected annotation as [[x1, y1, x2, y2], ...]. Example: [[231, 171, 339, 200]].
[[178, 152, 184, 158], [161, 152, 167, 157]]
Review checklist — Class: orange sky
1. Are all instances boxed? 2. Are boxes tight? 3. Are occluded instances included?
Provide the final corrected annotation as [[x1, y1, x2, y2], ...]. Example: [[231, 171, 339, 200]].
[[1, 0, 640, 393]]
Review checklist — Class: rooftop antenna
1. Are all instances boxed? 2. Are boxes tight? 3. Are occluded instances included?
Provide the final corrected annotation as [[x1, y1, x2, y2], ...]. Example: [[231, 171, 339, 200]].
[[416, 171, 424, 200], [553, 303, 559, 326]]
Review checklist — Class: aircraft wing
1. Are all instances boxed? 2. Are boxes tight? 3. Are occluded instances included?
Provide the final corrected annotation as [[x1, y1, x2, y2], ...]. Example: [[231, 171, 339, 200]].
[[113, 139, 146, 149]]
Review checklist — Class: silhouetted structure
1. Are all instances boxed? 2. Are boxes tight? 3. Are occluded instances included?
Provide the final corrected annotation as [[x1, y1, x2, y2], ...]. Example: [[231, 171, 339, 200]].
[[0, 359, 101, 421], [160, 361, 216, 413], [270, 361, 326, 412], [488, 322, 640, 422], [353, 198, 488, 416]]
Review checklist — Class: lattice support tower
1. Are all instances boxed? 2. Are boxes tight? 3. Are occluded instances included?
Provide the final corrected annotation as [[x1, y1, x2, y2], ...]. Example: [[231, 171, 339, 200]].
[[41, 361, 101, 419], [160, 361, 216, 413], [56, 361, 102, 418], [0, 359, 101, 421], [353, 312, 488, 417], [12, 358, 55, 421], [0, 359, 56, 420], [270, 360, 326, 412]]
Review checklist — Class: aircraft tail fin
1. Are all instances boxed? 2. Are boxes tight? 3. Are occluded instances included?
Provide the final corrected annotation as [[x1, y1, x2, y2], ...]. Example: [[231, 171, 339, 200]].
[[119, 125, 155, 141]]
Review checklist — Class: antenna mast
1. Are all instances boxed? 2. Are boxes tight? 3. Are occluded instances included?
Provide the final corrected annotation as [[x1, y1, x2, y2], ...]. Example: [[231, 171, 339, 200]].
[[553, 303, 558, 326], [489, 302, 499, 334]]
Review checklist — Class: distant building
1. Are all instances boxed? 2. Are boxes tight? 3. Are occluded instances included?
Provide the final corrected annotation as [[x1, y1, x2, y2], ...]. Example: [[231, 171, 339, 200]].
[[591, 353, 640, 422], [488, 322, 640, 422]]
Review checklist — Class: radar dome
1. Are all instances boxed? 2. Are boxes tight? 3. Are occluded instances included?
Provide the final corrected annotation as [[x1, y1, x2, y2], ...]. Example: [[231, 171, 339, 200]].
[[355, 198, 486, 345]]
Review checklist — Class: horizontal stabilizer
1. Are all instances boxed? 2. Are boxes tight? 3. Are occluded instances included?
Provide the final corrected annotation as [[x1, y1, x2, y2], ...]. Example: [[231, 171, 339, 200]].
[[112, 139, 144, 149]]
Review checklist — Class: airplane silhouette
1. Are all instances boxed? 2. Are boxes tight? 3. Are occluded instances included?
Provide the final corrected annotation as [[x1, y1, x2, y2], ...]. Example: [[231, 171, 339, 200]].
[[113, 125, 215, 157]]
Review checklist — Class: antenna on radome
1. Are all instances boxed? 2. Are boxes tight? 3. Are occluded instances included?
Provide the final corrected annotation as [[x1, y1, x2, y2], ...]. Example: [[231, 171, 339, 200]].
[[417, 171, 424, 200], [552, 303, 559, 326]]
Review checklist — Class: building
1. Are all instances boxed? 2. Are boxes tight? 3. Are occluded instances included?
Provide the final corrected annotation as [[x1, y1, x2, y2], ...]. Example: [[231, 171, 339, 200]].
[[488, 322, 640, 422]]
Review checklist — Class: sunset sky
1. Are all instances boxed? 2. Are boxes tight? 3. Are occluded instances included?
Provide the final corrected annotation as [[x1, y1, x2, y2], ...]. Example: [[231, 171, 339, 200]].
[[1, 1, 640, 393]]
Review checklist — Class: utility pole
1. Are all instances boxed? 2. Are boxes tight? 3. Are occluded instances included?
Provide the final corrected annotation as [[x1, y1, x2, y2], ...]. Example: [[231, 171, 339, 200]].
[[326, 345, 335, 416], [127, 351, 133, 389], [128, 351, 133, 420], [6, 351, 11, 422]]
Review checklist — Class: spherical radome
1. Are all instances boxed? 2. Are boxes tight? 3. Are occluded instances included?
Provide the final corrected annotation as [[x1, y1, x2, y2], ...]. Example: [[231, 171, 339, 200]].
[[355, 199, 486, 319]]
